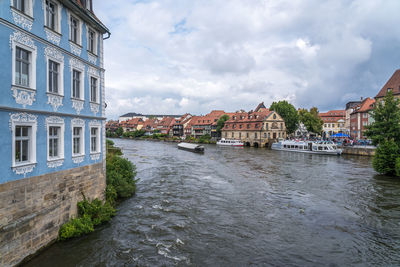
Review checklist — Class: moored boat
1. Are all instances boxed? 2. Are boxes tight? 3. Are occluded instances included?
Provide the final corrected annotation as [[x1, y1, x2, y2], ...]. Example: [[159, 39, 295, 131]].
[[177, 142, 205, 153], [216, 138, 244, 146], [271, 139, 342, 155]]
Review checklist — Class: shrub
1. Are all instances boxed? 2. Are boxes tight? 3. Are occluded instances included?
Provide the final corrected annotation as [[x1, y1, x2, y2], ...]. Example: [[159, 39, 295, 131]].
[[59, 214, 94, 241], [78, 198, 116, 226], [395, 157, 400, 177], [373, 139, 400, 175], [106, 155, 137, 199]]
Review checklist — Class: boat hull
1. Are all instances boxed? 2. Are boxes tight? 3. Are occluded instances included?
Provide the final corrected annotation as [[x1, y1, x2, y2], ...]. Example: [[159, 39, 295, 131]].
[[271, 146, 342, 155]]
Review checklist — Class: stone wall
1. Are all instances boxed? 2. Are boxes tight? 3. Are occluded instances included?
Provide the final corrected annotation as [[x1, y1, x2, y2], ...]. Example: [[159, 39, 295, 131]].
[[0, 163, 106, 266], [342, 146, 376, 156]]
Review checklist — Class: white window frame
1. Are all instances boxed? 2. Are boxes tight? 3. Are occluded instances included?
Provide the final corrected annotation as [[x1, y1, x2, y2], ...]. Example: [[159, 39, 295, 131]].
[[11, 0, 33, 17], [71, 118, 85, 158], [68, 13, 82, 45], [46, 52, 64, 96], [43, 0, 62, 33], [46, 116, 65, 162], [10, 113, 37, 169], [89, 122, 101, 154], [86, 26, 98, 55], [88, 67, 100, 104], [11, 41, 37, 91]]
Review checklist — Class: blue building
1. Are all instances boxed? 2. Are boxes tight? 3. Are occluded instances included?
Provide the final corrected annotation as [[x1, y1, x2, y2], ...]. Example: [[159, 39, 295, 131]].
[[0, 1, 110, 265]]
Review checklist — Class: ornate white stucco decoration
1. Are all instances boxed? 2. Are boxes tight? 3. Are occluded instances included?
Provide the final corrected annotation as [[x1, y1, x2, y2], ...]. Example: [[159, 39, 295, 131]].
[[12, 164, 36, 177], [11, 87, 36, 108], [9, 112, 37, 129], [72, 99, 84, 114], [9, 31, 36, 50], [89, 120, 101, 127], [70, 42, 82, 56], [44, 28, 61, 45], [11, 9, 33, 31], [45, 116, 64, 128], [44, 46, 64, 62], [71, 118, 85, 127], [69, 58, 85, 71], [47, 94, 63, 111], [90, 153, 101, 161], [88, 54, 97, 65], [47, 159, 64, 168], [87, 66, 99, 77], [72, 156, 84, 164], [90, 103, 99, 115]]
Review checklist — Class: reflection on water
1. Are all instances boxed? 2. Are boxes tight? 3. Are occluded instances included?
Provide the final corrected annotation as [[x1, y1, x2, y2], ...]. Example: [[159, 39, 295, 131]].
[[25, 139, 400, 266]]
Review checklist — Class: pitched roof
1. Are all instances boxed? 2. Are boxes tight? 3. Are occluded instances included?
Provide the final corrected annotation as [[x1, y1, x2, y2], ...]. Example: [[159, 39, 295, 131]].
[[351, 97, 375, 114], [319, 110, 345, 117], [254, 102, 267, 112], [376, 69, 400, 98]]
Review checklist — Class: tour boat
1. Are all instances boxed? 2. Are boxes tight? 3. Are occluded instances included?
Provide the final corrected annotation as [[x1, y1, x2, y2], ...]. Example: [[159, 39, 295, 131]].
[[177, 142, 205, 153], [216, 138, 244, 146], [271, 139, 342, 155]]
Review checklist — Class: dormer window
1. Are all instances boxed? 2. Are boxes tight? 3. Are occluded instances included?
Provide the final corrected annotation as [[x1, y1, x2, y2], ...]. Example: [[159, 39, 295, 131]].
[[388, 88, 392, 93]]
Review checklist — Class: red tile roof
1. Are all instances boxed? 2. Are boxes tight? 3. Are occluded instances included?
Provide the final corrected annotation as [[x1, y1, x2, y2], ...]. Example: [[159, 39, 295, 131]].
[[351, 97, 375, 114], [376, 69, 400, 98]]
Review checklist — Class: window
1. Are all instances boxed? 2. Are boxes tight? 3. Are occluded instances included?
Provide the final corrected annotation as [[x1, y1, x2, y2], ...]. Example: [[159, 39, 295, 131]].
[[264, 133, 266, 138], [239, 132, 241, 138], [90, 76, 98, 102], [239, 125, 242, 129], [246, 133, 249, 138], [88, 29, 97, 54], [48, 126, 60, 158], [73, 127, 83, 155], [13, 0, 25, 13], [72, 70, 81, 99], [15, 126, 30, 163], [90, 127, 100, 153], [70, 16, 80, 44], [268, 133, 270, 138], [231, 132, 234, 138], [15, 47, 30, 87], [48, 60, 59, 93], [255, 133, 257, 138], [45, 0, 57, 31]]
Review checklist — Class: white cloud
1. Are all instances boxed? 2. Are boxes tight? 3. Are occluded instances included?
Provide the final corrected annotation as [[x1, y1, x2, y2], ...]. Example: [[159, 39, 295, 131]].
[[94, 0, 400, 119]]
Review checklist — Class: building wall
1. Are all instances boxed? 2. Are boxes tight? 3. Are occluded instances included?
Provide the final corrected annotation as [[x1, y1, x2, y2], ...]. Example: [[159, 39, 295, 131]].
[[0, 1, 108, 265], [0, 163, 105, 266]]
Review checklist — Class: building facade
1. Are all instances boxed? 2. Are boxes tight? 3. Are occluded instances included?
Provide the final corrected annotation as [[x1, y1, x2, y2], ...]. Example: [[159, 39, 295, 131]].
[[350, 98, 375, 139], [222, 108, 286, 147], [319, 110, 346, 138], [0, 1, 109, 265]]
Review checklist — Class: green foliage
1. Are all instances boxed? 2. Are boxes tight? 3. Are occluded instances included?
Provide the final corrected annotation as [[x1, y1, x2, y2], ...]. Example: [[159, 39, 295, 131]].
[[270, 101, 299, 134], [106, 154, 137, 199], [395, 157, 400, 177], [216, 115, 230, 133], [106, 139, 114, 146], [115, 127, 123, 137], [59, 141, 137, 241], [365, 91, 400, 147], [298, 107, 323, 134], [122, 129, 146, 138], [78, 198, 116, 226], [198, 134, 211, 144], [106, 130, 118, 138], [372, 139, 400, 175], [58, 214, 94, 241]]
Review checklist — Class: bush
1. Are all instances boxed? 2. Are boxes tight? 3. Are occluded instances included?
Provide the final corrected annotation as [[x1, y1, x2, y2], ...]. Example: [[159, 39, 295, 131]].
[[59, 214, 94, 241], [106, 139, 114, 146], [373, 139, 400, 175], [78, 198, 116, 226], [106, 155, 137, 198], [395, 158, 400, 177]]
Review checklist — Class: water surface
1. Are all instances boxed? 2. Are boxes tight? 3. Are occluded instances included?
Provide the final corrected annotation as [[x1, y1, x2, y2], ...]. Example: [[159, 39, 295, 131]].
[[25, 139, 400, 266]]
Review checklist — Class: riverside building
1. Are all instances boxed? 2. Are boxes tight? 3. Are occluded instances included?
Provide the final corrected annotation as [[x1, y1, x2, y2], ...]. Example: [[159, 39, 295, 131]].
[[0, 0, 110, 265]]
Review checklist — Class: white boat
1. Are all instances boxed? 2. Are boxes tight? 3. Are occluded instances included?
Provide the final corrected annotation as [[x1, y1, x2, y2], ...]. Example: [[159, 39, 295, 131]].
[[177, 142, 204, 153], [216, 138, 244, 146], [271, 139, 342, 155]]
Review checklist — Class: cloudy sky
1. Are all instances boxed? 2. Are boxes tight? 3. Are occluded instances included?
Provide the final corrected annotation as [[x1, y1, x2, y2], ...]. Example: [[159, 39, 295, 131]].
[[94, 0, 400, 119]]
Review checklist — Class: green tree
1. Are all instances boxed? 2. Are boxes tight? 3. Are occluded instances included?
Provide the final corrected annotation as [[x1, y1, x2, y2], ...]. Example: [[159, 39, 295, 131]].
[[298, 107, 323, 134], [115, 127, 123, 137], [270, 101, 299, 134], [365, 91, 400, 176], [365, 91, 400, 147], [216, 114, 230, 133]]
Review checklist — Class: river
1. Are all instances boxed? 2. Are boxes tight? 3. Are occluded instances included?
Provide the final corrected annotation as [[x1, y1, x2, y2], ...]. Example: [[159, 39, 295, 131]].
[[25, 139, 400, 266]]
